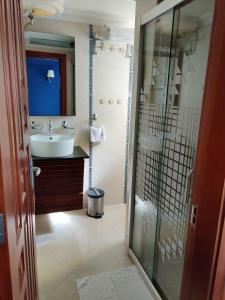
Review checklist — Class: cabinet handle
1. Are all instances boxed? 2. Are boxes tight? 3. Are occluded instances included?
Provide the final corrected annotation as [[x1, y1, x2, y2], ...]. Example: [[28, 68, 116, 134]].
[[33, 167, 41, 177]]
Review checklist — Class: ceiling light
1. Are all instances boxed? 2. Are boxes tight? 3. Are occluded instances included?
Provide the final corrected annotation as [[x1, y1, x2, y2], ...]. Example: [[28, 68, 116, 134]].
[[23, 0, 64, 17]]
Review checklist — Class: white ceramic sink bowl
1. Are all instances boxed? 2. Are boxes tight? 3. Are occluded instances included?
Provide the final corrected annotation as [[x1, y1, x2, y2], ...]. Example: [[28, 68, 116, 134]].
[[30, 134, 74, 157]]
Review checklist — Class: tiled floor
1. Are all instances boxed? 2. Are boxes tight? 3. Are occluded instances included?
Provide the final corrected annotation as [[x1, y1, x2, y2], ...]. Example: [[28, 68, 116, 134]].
[[35, 204, 132, 300]]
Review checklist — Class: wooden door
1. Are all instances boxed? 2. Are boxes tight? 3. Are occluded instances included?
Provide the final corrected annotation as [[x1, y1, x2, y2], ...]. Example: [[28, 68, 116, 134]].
[[0, 0, 37, 299]]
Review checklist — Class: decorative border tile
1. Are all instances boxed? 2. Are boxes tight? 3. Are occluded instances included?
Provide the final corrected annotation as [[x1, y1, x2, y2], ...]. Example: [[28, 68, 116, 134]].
[[89, 25, 133, 195], [124, 53, 133, 202], [88, 25, 94, 189]]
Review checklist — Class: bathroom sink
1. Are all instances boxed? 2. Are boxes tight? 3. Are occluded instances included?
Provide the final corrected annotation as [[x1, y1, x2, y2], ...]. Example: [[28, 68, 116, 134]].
[[30, 134, 74, 157]]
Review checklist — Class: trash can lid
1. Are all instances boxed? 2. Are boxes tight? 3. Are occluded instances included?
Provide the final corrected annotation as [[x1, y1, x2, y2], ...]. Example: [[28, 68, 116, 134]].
[[88, 188, 104, 198]]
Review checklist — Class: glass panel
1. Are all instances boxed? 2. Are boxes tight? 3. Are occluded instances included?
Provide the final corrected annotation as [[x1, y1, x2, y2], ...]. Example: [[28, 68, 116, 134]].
[[130, 0, 215, 299], [153, 0, 215, 299], [131, 9, 174, 279]]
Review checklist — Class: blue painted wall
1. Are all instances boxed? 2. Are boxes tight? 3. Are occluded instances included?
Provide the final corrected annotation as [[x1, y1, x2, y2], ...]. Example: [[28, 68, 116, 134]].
[[26, 57, 61, 116]]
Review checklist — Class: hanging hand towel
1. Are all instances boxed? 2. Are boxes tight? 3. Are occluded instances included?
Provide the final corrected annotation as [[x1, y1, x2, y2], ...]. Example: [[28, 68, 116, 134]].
[[90, 126, 106, 144]]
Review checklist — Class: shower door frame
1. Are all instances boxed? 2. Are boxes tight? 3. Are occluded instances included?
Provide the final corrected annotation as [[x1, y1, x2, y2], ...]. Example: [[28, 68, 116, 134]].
[[126, 1, 188, 298], [126, 0, 225, 299]]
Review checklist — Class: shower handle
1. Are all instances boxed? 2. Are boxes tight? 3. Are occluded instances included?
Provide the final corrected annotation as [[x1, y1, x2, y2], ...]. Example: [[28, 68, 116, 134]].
[[184, 168, 194, 204]]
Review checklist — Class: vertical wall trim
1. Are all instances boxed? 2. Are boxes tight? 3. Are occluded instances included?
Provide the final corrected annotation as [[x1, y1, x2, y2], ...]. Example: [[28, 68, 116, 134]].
[[124, 52, 134, 202], [88, 24, 94, 189]]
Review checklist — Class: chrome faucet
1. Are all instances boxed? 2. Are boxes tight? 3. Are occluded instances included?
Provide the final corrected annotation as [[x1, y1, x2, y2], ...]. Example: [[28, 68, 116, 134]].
[[47, 120, 53, 137], [30, 121, 42, 130], [62, 120, 74, 130]]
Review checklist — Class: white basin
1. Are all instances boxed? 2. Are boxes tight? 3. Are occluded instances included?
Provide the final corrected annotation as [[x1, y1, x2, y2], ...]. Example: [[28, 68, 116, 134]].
[[30, 134, 74, 157]]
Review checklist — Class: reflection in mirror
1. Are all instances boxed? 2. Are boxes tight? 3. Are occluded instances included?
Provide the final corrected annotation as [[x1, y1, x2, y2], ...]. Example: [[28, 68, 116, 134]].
[[25, 31, 75, 116]]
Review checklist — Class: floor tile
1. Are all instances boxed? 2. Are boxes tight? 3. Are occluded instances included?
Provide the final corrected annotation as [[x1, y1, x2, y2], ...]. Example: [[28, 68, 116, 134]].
[[36, 204, 132, 299]]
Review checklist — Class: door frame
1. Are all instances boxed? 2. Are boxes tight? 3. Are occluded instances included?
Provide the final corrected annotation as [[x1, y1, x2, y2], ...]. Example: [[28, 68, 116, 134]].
[[211, 181, 225, 300], [140, 0, 183, 25], [126, 0, 225, 299], [26, 50, 67, 115]]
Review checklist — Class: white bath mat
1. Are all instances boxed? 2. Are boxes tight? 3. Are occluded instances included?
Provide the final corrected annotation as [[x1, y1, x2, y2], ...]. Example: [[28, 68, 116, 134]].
[[76, 265, 155, 300]]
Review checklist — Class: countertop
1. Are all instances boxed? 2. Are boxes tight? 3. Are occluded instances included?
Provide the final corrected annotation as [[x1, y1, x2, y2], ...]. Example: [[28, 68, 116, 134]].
[[32, 146, 89, 161]]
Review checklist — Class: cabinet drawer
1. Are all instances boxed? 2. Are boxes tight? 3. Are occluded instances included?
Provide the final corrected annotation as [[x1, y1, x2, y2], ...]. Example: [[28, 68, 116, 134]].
[[34, 158, 84, 214]]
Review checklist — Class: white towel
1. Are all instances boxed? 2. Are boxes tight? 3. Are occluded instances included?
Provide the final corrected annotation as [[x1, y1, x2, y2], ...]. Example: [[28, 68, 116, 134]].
[[90, 126, 106, 144]]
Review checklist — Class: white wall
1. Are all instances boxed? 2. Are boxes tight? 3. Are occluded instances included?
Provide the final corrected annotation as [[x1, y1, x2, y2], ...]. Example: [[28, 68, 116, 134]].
[[92, 42, 130, 205], [27, 19, 133, 208], [26, 18, 90, 205]]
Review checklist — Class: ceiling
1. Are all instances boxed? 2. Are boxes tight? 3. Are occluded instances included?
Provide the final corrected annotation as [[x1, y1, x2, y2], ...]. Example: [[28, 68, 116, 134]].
[[24, 0, 136, 28]]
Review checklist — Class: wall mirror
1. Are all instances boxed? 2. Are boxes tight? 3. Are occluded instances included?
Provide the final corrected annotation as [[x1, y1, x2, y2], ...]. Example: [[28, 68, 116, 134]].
[[25, 31, 75, 116]]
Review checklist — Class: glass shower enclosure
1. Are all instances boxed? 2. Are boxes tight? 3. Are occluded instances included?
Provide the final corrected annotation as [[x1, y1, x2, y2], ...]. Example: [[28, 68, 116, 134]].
[[128, 0, 215, 299]]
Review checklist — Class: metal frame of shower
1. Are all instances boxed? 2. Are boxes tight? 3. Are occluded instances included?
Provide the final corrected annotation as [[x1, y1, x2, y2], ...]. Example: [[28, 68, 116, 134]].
[[126, 0, 195, 298]]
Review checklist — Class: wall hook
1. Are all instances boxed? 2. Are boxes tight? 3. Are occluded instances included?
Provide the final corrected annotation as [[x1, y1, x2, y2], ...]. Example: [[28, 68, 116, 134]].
[[92, 113, 98, 121]]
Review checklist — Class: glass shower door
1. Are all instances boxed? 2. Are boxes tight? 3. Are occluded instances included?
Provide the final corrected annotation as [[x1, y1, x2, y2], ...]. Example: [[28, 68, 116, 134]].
[[130, 0, 215, 299], [153, 1, 215, 299], [131, 9, 174, 279]]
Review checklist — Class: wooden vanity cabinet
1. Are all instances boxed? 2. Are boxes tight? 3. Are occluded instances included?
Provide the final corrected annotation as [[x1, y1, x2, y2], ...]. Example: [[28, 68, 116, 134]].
[[33, 147, 88, 215]]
